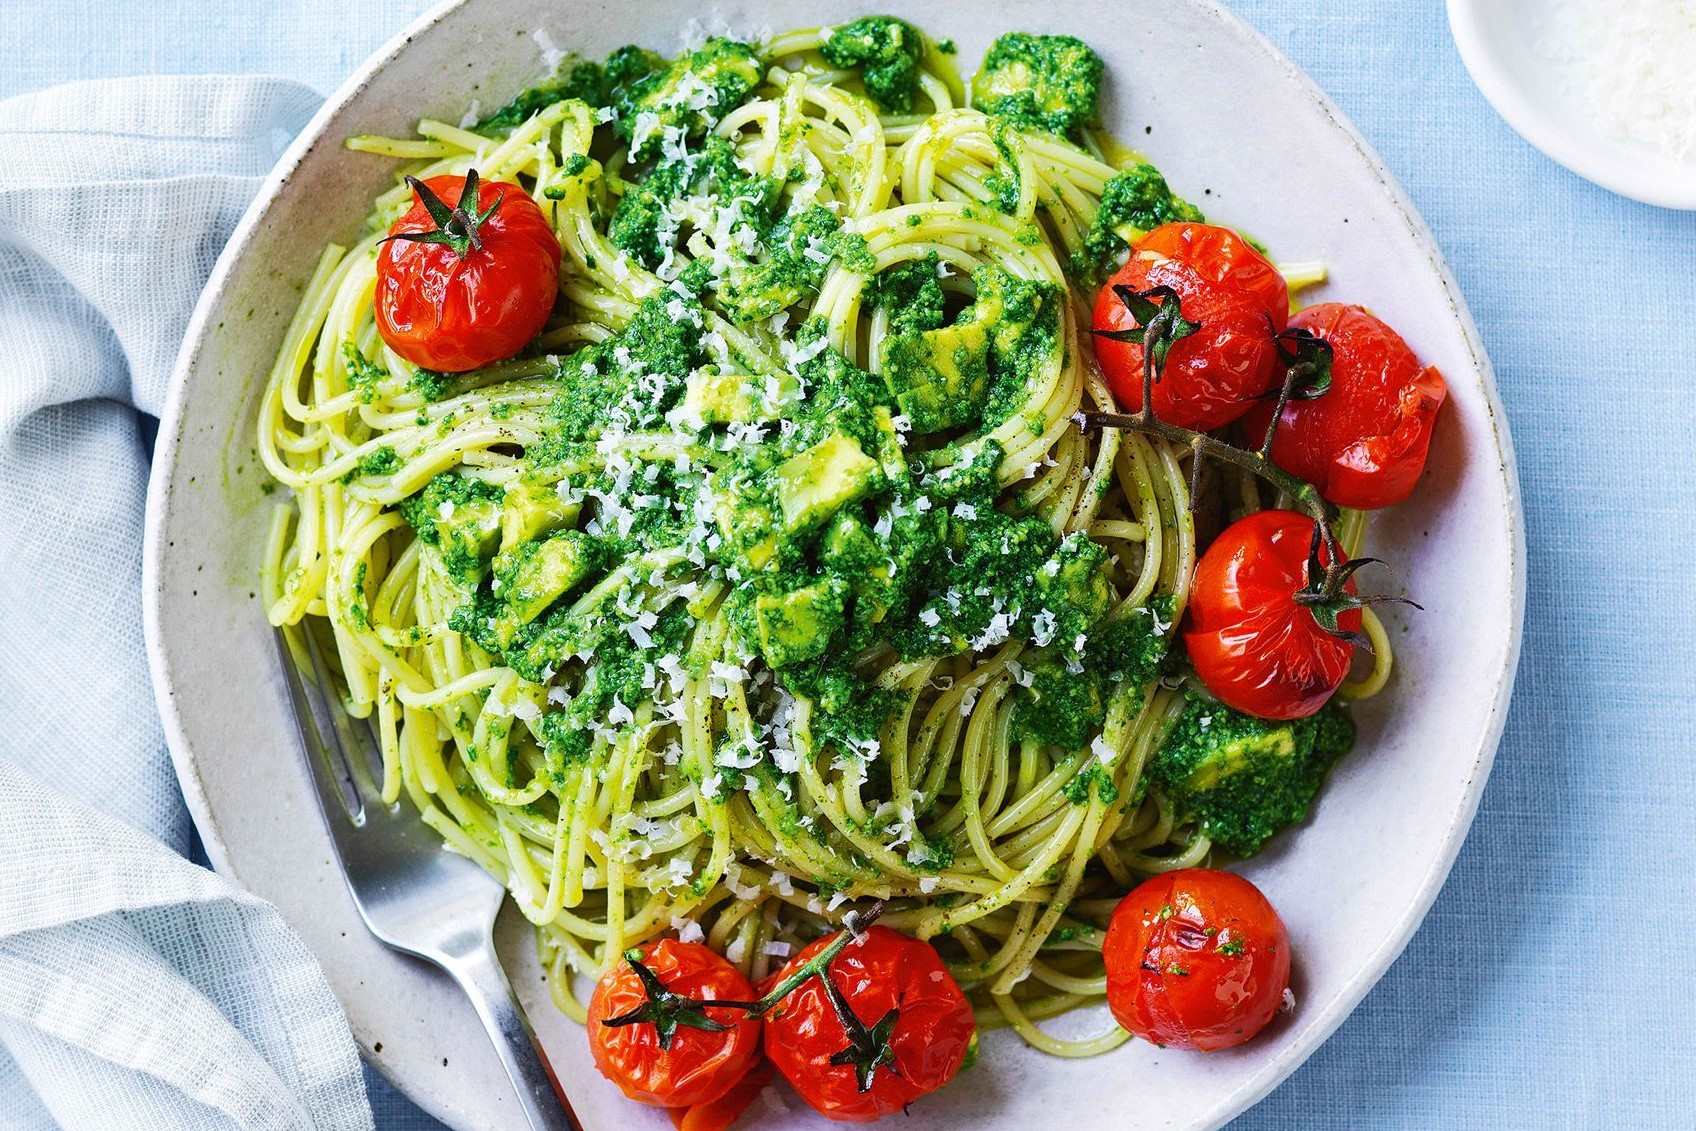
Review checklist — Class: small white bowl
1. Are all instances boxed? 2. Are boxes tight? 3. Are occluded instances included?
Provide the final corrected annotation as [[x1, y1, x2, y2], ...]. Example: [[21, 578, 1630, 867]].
[[1447, 0, 1696, 210]]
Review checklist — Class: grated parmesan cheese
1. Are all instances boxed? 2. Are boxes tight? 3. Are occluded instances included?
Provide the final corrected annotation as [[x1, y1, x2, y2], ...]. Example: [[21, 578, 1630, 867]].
[[529, 26, 565, 71], [1535, 0, 1696, 162]]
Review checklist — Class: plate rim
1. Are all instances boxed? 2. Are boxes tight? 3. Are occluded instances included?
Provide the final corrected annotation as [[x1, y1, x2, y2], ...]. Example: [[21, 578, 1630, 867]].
[[144, 0, 466, 880], [142, 1, 1528, 1125]]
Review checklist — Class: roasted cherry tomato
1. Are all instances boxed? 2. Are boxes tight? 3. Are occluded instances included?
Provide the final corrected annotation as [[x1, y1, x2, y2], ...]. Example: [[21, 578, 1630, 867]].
[[1103, 868, 1291, 1051], [375, 170, 561, 373], [587, 938, 763, 1110], [1184, 509, 1358, 720], [1241, 303, 1447, 509], [763, 925, 975, 1123], [668, 1062, 772, 1131], [1092, 222, 1289, 431]]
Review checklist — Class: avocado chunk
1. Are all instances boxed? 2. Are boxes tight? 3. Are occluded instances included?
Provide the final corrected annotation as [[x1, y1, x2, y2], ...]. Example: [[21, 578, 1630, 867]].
[[616, 38, 763, 160], [490, 531, 597, 646], [398, 473, 512, 587], [768, 432, 881, 535], [1148, 696, 1356, 856], [822, 511, 882, 568], [822, 513, 898, 627], [868, 406, 910, 483], [714, 484, 780, 572], [1013, 655, 1107, 753], [681, 371, 795, 426], [438, 499, 503, 584], [1033, 533, 1111, 631], [877, 265, 1055, 434], [755, 578, 848, 668], [881, 318, 993, 433], [1193, 725, 1299, 791], [499, 480, 581, 554]]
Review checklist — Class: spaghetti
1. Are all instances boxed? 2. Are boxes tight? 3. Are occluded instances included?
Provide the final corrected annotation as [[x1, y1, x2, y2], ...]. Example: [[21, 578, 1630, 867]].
[[257, 21, 1388, 1056]]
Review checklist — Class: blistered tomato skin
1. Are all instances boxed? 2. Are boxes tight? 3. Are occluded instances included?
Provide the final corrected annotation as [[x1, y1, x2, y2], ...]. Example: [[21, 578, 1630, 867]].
[[1242, 302, 1447, 509], [1102, 869, 1292, 1052], [1092, 223, 1289, 431], [763, 926, 975, 1123], [375, 174, 561, 373], [1138, 222, 1290, 317], [586, 938, 763, 1110], [1184, 509, 1360, 721]]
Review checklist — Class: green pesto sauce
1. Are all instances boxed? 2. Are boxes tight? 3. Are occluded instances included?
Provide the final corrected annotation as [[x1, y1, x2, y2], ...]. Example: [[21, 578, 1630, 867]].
[[1149, 694, 1356, 856], [1061, 762, 1120, 806], [398, 473, 504, 586], [344, 445, 401, 483], [615, 39, 763, 160], [475, 46, 659, 133], [819, 16, 928, 113], [1069, 164, 1206, 283], [347, 561, 370, 630], [343, 342, 386, 404], [393, 27, 1191, 796], [971, 32, 1104, 140]]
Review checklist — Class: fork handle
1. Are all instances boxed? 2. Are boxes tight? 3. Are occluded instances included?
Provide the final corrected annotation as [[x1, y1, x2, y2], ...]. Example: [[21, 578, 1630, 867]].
[[442, 941, 581, 1131]]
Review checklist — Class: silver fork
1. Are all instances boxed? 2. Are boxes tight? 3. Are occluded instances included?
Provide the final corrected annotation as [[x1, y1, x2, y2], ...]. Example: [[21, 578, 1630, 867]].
[[275, 626, 579, 1131]]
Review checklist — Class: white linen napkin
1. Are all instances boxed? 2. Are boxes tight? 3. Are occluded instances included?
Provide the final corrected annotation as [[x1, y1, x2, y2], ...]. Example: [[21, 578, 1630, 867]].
[[0, 73, 375, 1130]]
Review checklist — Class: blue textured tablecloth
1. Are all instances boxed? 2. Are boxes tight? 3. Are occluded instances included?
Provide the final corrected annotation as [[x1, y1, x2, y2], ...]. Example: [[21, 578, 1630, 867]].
[[5, 1, 1691, 1126]]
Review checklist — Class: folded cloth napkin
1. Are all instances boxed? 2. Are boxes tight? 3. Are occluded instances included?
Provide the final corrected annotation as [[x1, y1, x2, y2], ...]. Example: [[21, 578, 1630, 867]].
[[0, 74, 375, 1130]]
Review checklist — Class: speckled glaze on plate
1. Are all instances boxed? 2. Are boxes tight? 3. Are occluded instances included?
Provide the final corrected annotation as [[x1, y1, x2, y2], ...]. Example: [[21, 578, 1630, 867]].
[[142, 2, 1526, 1127]]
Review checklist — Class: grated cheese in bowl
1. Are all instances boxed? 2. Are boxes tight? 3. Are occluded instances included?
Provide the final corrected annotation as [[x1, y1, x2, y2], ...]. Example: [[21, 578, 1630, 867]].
[[1534, 0, 1696, 163]]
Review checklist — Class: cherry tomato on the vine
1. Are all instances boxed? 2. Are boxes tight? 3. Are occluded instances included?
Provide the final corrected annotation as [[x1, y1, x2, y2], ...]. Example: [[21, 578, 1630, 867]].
[[1241, 303, 1446, 509], [1184, 509, 1359, 721], [587, 938, 763, 1110], [1092, 222, 1289, 431], [1103, 868, 1291, 1052], [375, 171, 561, 373], [763, 925, 975, 1123]]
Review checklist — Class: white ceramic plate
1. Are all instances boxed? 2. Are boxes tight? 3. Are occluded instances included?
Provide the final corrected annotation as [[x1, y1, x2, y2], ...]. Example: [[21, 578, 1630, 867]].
[[1447, 0, 1696, 210], [142, 2, 1526, 1128]]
